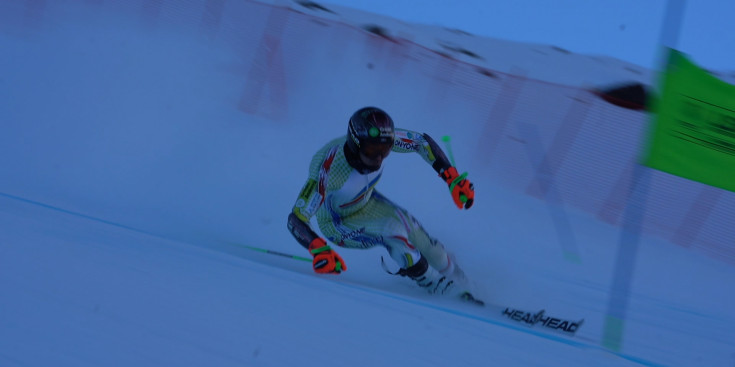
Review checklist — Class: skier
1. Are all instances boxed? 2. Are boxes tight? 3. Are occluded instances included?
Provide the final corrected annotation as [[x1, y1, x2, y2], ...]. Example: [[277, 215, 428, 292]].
[[287, 106, 479, 302]]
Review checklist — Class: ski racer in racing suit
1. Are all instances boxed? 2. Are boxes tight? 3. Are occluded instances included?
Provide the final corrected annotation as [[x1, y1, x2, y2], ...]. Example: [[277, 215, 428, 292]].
[[287, 107, 478, 301]]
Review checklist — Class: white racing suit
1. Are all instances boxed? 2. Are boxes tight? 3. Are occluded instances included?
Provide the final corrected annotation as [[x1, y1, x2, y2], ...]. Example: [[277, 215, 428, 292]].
[[287, 129, 469, 295]]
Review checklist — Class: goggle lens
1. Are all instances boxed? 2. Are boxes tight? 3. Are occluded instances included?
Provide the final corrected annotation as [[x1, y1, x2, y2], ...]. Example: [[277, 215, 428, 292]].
[[361, 142, 392, 159]]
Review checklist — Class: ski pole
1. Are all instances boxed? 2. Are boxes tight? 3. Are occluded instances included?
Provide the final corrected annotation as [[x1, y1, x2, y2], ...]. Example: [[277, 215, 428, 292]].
[[230, 243, 311, 262], [441, 135, 457, 166]]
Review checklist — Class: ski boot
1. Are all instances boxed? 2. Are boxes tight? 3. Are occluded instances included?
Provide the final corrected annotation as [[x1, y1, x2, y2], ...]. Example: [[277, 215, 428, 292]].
[[384, 256, 484, 306]]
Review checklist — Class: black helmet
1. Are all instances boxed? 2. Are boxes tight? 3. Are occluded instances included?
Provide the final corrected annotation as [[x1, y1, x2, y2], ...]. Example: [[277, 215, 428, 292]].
[[346, 107, 395, 156]]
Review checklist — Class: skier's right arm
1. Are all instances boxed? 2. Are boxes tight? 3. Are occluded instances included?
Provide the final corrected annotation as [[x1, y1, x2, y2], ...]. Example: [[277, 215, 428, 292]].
[[288, 174, 322, 251], [287, 149, 347, 274]]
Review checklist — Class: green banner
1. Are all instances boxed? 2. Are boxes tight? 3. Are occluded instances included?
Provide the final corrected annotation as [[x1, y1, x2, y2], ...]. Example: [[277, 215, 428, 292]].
[[643, 49, 735, 192]]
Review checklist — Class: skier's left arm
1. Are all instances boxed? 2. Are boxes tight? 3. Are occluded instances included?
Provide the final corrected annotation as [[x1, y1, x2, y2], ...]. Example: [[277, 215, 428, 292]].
[[393, 128, 475, 209]]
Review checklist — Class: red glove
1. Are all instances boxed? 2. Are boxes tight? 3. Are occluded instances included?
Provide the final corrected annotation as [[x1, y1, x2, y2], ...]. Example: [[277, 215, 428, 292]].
[[440, 166, 475, 209], [308, 238, 347, 274]]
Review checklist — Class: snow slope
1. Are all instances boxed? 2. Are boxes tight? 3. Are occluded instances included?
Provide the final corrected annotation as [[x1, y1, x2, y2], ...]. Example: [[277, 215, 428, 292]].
[[1, 1, 734, 366]]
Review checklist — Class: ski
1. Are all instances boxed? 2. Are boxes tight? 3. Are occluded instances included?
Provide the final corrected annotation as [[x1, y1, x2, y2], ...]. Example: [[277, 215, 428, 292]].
[[460, 291, 485, 306], [234, 243, 585, 338]]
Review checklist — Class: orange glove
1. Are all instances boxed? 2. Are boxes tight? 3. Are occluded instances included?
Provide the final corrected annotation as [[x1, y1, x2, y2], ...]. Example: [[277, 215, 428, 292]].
[[439, 166, 475, 209], [308, 238, 347, 274]]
